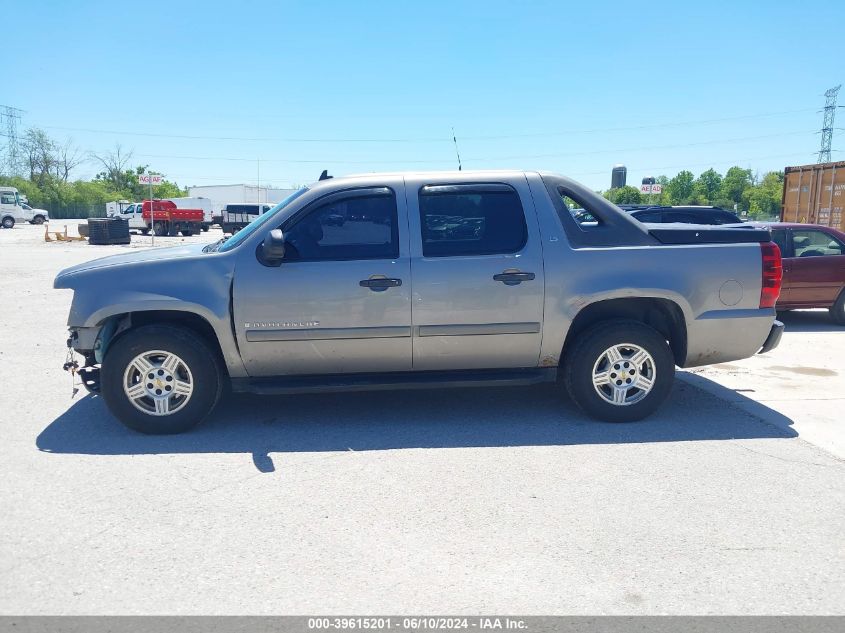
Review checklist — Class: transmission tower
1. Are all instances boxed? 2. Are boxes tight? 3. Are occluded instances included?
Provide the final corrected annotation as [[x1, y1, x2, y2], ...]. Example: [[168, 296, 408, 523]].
[[0, 105, 24, 176], [817, 85, 841, 164]]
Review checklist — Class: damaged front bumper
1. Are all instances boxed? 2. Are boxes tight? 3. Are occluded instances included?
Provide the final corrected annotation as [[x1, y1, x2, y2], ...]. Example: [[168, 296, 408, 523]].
[[64, 326, 103, 394]]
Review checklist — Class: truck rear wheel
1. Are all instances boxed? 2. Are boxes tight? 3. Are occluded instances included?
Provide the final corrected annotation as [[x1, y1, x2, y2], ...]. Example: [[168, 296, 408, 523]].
[[831, 291, 845, 326], [101, 325, 223, 434], [562, 320, 674, 423]]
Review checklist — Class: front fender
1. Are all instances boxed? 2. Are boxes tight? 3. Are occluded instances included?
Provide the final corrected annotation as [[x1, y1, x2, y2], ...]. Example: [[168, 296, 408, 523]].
[[58, 250, 247, 378]]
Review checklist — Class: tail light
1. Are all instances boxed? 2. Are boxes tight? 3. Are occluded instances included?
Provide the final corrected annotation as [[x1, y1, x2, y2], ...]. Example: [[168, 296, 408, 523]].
[[760, 242, 782, 309]]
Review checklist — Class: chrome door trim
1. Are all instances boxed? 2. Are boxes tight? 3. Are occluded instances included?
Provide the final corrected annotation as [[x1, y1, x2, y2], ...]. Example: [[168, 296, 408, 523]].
[[246, 326, 412, 342], [417, 322, 541, 337]]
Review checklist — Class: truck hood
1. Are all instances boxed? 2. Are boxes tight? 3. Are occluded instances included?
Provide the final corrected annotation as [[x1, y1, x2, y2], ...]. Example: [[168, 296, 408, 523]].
[[54, 242, 211, 288]]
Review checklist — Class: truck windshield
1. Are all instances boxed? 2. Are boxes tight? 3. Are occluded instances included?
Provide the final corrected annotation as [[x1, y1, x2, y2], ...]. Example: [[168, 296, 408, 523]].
[[217, 188, 309, 253]]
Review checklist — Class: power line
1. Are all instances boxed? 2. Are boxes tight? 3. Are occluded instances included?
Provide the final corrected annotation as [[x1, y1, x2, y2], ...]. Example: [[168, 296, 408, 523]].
[[138, 151, 819, 188], [459, 108, 818, 140], [463, 131, 815, 162], [566, 151, 818, 179], [120, 129, 814, 166], [40, 107, 817, 145]]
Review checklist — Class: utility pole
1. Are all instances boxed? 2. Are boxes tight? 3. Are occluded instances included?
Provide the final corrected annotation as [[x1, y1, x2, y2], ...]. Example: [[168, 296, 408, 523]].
[[0, 105, 24, 176], [817, 84, 841, 164]]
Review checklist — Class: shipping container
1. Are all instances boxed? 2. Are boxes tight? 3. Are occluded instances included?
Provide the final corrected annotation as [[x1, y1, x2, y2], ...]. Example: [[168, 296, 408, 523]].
[[782, 161, 845, 230]]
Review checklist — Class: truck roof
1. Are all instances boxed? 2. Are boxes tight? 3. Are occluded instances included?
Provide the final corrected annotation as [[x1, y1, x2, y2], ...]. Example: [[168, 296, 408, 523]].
[[335, 168, 536, 182], [309, 170, 555, 194]]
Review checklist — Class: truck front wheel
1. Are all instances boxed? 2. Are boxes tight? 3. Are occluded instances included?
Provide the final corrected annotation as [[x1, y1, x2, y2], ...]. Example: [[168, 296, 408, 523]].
[[101, 325, 223, 434], [1, 216, 13, 229], [562, 320, 674, 423]]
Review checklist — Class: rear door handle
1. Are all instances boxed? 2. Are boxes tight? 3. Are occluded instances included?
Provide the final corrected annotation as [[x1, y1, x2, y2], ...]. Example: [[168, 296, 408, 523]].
[[493, 271, 535, 285], [360, 278, 402, 291]]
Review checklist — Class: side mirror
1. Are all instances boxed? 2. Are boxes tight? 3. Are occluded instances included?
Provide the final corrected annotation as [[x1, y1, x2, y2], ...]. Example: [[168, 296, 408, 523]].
[[259, 229, 286, 266]]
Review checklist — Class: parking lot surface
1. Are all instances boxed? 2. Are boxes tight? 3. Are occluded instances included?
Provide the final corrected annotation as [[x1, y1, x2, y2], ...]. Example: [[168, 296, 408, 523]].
[[1, 223, 843, 614]]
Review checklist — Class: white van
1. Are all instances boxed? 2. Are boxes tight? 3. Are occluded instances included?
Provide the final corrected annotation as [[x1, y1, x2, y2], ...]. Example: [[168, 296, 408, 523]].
[[0, 187, 50, 227], [1, 187, 25, 229]]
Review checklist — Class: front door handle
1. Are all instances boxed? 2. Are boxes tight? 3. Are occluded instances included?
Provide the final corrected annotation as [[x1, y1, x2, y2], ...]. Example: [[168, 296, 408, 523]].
[[360, 277, 402, 291], [493, 271, 535, 285]]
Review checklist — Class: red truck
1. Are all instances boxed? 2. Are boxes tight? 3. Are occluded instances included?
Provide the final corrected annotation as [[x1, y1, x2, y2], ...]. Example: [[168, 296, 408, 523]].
[[140, 200, 204, 237]]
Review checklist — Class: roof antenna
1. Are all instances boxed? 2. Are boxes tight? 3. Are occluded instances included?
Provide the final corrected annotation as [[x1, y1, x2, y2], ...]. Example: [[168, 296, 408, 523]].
[[319, 169, 332, 181], [451, 127, 462, 171]]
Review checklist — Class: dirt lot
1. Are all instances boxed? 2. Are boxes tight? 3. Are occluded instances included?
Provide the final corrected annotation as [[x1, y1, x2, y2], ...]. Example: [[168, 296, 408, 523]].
[[1, 222, 843, 614]]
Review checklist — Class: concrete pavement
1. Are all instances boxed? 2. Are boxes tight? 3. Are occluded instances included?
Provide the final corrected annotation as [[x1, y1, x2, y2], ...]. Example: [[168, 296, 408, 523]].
[[1, 223, 843, 614]]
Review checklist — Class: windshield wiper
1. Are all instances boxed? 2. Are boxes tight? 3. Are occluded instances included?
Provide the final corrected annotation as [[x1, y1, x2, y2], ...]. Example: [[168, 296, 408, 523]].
[[203, 236, 230, 253]]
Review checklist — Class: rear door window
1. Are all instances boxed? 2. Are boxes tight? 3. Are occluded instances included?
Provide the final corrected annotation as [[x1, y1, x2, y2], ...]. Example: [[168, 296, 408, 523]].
[[418, 184, 527, 257]]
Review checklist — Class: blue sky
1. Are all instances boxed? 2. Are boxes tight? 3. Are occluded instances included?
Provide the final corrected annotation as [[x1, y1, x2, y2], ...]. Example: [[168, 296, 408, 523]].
[[6, 0, 844, 190]]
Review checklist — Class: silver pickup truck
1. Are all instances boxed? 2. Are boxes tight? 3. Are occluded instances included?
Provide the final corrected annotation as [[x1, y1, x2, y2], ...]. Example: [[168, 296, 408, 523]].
[[55, 170, 784, 434]]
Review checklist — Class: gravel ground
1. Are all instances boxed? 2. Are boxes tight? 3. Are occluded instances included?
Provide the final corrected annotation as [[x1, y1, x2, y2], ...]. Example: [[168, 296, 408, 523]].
[[1, 222, 843, 614]]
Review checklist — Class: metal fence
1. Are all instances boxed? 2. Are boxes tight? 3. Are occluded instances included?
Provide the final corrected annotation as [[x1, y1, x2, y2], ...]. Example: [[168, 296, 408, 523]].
[[43, 204, 107, 220]]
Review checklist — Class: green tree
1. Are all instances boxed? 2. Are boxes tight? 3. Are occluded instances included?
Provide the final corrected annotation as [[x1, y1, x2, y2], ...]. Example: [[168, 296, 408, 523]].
[[667, 170, 695, 204], [693, 168, 722, 204], [604, 185, 642, 204], [743, 171, 783, 220], [721, 166, 753, 210]]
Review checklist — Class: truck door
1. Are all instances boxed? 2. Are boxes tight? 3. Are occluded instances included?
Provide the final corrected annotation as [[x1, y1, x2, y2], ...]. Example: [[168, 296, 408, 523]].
[[406, 176, 545, 370], [232, 182, 412, 376]]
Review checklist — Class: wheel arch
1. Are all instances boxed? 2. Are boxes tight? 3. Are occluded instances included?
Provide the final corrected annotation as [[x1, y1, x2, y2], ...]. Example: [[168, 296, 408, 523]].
[[561, 297, 687, 366], [100, 310, 230, 378]]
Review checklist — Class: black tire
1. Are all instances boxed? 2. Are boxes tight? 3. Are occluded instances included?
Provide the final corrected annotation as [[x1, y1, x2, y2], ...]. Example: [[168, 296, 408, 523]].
[[1, 216, 14, 229], [153, 222, 166, 236], [31, 215, 46, 225], [830, 291, 845, 326], [562, 320, 675, 423], [140, 228, 150, 235], [181, 229, 193, 237], [101, 325, 223, 434], [201, 224, 210, 232]]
